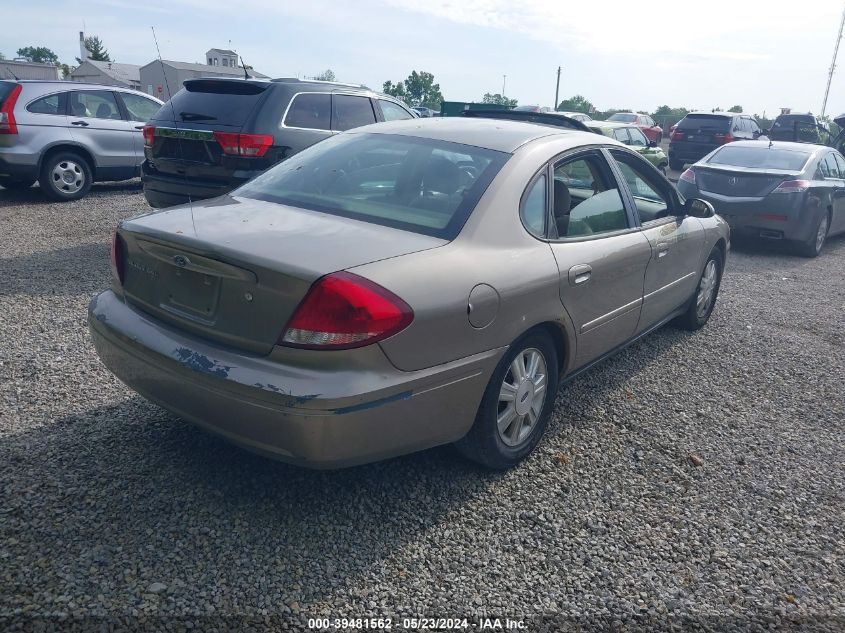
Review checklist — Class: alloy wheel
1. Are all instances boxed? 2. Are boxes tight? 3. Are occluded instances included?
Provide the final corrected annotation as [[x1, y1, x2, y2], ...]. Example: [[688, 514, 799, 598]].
[[51, 160, 85, 194], [696, 260, 718, 319], [816, 214, 829, 254], [496, 348, 548, 447]]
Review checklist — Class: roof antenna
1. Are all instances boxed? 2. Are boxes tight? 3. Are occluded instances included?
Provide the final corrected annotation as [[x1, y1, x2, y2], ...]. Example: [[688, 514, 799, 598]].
[[240, 54, 250, 80]]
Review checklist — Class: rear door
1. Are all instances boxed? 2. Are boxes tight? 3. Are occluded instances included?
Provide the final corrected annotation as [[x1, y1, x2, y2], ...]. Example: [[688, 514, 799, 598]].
[[545, 149, 652, 368], [67, 90, 136, 175], [331, 93, 377, 131], [9, 89, 74, 155], [609, 149, 705, 332], [116, 91, 162, 168]]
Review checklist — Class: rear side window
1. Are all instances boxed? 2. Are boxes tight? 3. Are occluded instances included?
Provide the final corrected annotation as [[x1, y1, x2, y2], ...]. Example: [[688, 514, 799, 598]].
[[236, 132, 508, 239], [823, 154, 841, 178], [332, 94, 376, 131], [708, 145, 811, 170], [678, 114, 731, 132], [120, 93, 160, 122], [379, 99, 413, 121], [68, 90, 121, 120], [27, 93, 64, 115], [835, 153, 845, 177], [283, 93, 331, 130], [161, 81, 268, 126]]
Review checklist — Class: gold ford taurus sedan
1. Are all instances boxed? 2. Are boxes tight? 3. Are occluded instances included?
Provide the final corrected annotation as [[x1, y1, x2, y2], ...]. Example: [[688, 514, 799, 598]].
[[89, 118, 729, 469]]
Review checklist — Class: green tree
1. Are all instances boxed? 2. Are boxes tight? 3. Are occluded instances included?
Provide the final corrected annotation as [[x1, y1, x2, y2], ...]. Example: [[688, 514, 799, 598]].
[[16, 46, 59, 64], [59, 63, 74, 79], [384, 71, 443, 109], [728, 105, 743, 113], [557, 94, 593, 113], [482, 93, 518, 107], [314, 69, 336, 82], [76, 36, 110, 63], [651, 105, 690, 129]]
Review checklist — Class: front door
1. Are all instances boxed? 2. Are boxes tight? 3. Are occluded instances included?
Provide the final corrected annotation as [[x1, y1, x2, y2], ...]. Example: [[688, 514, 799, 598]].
[[545, 150, 652, 368], [608, 149, 705, 332], [66, 90, 136, 179]]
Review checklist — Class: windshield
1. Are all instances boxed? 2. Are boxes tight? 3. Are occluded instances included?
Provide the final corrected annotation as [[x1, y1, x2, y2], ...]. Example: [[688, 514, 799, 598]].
[[708, 145, 812, 171], [237, 132, 509, 239], [608, 113, 637, 123]]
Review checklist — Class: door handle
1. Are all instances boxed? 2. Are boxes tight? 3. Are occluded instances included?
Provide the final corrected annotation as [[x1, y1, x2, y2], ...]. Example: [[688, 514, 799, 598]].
[[568, 264, 592, 286], [70, 120, 89, 126], [656, 242, 670, 258]]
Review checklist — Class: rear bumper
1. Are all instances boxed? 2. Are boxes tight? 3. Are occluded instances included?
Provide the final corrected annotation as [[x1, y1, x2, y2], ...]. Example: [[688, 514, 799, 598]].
[[0, 153, 39, 181], [88, 290, 499, 468], [141, 162, 244, 208], [693, 191, 817, 242]]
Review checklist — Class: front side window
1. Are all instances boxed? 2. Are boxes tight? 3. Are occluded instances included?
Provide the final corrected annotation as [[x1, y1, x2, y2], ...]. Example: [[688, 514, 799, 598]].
[[120, 93, 160, 122], [236, 133, 508, 239], [628, 128, 648, 147], [27, 93, 64, 115], [610, 150, 672, 223], [520, 174, 547, 237], [612, 128, 630, 144], [552, 153, 628, 238], [68, 90, 121, 120], [283, 93, 331, 130], [379, 99, 414, 121], [332, 94, 376, 131]]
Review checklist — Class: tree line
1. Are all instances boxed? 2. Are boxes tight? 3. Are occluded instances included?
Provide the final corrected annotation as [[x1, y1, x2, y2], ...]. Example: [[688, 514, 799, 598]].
[[2, 37, 110, 78]]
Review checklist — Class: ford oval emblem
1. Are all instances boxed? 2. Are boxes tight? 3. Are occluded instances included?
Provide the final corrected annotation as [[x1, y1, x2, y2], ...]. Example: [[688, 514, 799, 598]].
[[173, 255, 190, 268]]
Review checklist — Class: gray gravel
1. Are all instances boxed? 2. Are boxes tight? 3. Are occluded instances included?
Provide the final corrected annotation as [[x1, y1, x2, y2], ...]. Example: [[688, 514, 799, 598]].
[[1, 181, 844, 632]]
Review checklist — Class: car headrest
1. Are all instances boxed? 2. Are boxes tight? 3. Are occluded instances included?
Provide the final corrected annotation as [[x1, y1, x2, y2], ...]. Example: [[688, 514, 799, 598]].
[[96, 103, 112, 119], [553, 179, 571, 219], [421, 156, 462, 195]]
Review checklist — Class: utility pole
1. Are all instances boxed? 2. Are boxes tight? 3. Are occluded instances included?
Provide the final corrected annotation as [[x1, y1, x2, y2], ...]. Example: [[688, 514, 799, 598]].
[[821, 1, 845, 117], [502, 74, 507, 98], [554, 66, 561, 111]]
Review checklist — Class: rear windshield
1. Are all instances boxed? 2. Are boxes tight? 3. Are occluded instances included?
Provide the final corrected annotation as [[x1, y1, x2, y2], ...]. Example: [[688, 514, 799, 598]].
[[708, 145, 812, 171], [678, 114, 731, 131], [608, 113, 637, 123], [772, 115, 814, 128], [236, 132, 509, 239], [153, 80, 268, 126], [0, 81, 17, 106]]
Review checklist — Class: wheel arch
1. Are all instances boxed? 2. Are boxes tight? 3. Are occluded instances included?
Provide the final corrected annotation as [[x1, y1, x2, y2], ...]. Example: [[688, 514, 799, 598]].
[[519, 321, 571, 377], [38, 143, 98, 178]]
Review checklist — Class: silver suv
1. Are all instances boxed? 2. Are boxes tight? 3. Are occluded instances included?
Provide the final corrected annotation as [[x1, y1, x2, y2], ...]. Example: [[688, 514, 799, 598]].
[[0, 80, 163, 200]]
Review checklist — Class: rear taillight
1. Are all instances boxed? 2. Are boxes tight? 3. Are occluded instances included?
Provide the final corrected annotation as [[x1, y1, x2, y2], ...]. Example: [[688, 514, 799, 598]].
[[713, 132, 734, 144], [670, 130, 684, 140], [110, 231, 125, 285], [679, 168, 696, 184], [0, 84, 22, 135], [279, 272, 413, 349], [771, 179, 810, 194], [213, 131, 273, 157], [142, 124, 155, 147]]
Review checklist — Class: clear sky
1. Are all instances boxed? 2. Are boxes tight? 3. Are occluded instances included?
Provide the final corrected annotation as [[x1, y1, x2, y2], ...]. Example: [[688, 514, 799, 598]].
[[5, 0, 845, 117]]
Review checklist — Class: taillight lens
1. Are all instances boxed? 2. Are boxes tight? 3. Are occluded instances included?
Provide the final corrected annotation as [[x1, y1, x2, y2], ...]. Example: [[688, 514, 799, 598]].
[[0, 83, 22, 135], [679, 168, 696, 184], [279, 272, 413, 349], [213, 131, 273, 157], [670, 130, 684, 140], [142, 124, 155, 147], [713, 132, 734, 144], [110, 231, 125, 285], [771, 179, 810, 194]]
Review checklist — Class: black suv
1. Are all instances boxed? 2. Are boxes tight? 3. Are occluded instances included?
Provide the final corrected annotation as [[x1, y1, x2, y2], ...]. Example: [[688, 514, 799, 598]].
[[768, 112, 830, 145], [141, 78, 417, 208], [668, 112, 763, 171]]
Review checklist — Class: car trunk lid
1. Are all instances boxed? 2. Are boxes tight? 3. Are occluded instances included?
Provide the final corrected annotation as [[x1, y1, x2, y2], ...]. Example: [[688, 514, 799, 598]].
[[146, 79, 271, 183], [117, 196, 447, 355], [695, 166, 799, 197]]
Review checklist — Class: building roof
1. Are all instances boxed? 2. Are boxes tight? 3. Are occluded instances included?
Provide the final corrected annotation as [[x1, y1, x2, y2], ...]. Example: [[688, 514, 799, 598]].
[[207, 48, 237, 55], [141, 59, 268, 79], [72, 60, 141, 84], [0, 59, 62, 81]]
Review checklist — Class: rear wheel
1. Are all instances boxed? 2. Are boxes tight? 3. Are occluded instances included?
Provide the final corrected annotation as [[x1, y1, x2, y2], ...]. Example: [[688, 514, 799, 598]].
[[40, 151, 93, 201], [455, 331, 559, 469], [669, 158, 684, 172], [0, 176, 35, 190], [675, 247, 723, 331], [797, 211, 829, 258]]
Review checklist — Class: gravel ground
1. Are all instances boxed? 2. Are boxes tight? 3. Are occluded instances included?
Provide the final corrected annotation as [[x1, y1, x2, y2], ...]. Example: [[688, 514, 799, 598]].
[[1, 181, 844, 632]]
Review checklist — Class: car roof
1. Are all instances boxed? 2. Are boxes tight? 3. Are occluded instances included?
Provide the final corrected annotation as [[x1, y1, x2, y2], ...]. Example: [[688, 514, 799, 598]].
[[685, 111, 735, 118], [351, 117, 608, 153], [721, 139, 828, 153], [587, 120, 636, 129]]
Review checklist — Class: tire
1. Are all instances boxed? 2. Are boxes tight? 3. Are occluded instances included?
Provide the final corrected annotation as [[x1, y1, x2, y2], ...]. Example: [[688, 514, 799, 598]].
[[675, 247, 723, 331], [0, 176, 36, 190], [669, 158, 684, 172], [455, 331, 559, 469], [39, 151, 93, 201], [796, 211, 830, 258]]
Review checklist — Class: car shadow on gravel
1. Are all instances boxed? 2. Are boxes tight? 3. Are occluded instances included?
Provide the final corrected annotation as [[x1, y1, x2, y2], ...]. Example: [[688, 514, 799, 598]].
[[0, 395, 502, 614], [0, 242, 110, 296]]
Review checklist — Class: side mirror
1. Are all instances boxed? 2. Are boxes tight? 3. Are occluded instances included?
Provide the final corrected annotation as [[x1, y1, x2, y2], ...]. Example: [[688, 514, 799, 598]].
[[648, 140, 658, 148], [683, 198, 715, 218]]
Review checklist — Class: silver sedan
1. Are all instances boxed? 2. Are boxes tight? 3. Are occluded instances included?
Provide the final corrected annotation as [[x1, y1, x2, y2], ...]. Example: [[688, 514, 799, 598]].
[[89, 117, 729, 469]]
